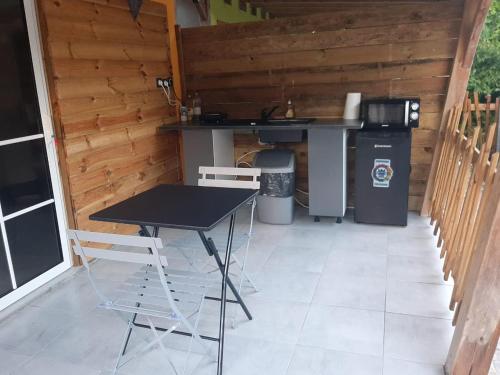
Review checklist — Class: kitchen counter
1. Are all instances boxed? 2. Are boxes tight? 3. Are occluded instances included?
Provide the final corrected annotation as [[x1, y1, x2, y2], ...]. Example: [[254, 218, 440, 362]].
[[158, 118, 363, 132], [163, 118, 363, 222]]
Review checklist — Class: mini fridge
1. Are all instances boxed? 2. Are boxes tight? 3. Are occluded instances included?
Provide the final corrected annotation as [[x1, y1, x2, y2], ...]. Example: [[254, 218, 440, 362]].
[[354, 97, 420, 226], [354, 130, 412, 226]]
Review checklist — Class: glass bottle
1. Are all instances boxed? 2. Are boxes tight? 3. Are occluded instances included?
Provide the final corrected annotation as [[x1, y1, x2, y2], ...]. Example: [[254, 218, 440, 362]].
[[193, 92, 202, 122], [285, 99, 295, 119], [187, 94, 193, 121]]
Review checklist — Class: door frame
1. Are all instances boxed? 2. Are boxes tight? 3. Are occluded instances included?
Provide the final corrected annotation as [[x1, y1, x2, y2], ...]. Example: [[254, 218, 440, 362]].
[[0, 0, 72, 312]]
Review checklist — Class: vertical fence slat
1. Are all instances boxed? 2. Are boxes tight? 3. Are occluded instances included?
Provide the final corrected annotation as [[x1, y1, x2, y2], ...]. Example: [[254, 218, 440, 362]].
[[427, 92, 499, 323]]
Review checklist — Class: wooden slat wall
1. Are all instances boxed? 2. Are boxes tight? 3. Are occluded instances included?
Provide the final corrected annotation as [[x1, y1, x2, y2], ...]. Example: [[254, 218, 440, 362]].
[[181, 1, 464, 210], [39, 0, 180, 236], [249, 0, 455, 18]]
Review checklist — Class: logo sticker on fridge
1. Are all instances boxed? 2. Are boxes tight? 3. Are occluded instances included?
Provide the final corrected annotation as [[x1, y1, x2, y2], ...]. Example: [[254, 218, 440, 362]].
[[371, 159, 394, 188]]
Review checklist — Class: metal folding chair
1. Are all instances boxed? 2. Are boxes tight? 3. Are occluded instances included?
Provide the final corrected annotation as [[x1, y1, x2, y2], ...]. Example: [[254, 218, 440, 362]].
[[197, 166, 261, 295], [68, 229, 217, 375]]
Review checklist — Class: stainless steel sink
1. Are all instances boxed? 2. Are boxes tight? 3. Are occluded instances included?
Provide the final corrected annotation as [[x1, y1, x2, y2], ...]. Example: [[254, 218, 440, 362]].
[[267, 118, 315, 125], [230, 118, 315, 126]]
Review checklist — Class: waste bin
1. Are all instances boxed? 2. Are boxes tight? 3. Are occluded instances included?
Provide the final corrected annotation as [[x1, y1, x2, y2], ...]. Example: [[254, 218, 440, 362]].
[[253, 149, 295, 224]]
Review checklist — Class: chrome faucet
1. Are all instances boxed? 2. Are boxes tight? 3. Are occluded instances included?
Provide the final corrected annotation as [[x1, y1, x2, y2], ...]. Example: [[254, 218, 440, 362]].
[[261, 106, 280, 121]]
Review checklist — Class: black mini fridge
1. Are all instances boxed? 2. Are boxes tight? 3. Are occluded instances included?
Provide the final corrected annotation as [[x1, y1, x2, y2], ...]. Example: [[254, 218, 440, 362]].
[[355, 97, 420, 226], [354, 130, 412, 226]]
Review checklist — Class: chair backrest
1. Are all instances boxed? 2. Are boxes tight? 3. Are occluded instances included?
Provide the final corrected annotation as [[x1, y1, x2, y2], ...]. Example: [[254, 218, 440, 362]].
[[68, 229, 176, 309], [68, 230, 167, 268], [198, 166, 261, 190]]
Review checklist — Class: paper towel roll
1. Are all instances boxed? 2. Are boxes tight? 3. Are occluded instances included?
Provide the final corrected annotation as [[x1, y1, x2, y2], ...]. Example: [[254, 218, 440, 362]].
[[343, 93, 361, 120]]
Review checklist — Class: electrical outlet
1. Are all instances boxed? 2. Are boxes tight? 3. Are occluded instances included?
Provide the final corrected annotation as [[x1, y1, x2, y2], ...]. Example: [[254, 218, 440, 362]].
[[163, 78, 173, 88], [156, 77, 173, 88]]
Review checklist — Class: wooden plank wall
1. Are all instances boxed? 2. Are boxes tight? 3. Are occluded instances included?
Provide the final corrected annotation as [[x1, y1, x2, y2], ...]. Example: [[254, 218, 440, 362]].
[[38, 0, 180, 235], [181, 1, 464, 210]]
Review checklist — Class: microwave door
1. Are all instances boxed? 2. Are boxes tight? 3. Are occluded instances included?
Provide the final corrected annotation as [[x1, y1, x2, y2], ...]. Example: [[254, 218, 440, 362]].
[[387, 104, 407, 126], [368, 105, 386, 126], [367, 105, 377, 123], [380, 105, 389, 127], [368, 103, 404, 127]]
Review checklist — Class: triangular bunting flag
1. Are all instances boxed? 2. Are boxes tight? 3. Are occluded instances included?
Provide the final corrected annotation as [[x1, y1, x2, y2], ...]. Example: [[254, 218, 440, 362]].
[[128, 0, 143, 20]]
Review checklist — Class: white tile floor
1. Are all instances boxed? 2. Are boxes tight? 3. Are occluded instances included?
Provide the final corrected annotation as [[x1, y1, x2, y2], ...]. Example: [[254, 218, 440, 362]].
[[492, 348, 500, 374], [0, 207, 463, 375]]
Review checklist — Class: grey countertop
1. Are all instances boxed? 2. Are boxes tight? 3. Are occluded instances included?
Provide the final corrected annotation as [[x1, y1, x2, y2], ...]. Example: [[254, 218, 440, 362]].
[[158, 118, 364, 132]]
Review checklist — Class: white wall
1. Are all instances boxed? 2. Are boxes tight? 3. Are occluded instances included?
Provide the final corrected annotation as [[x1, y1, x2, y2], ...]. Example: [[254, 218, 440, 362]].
[[176, 0, 208, 27]]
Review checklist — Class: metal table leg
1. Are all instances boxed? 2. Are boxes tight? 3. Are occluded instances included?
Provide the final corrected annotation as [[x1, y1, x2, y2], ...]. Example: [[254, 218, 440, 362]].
[[201, 214, 251, 374], [197, 231, 253, 321], [217, 213, 235, 375]]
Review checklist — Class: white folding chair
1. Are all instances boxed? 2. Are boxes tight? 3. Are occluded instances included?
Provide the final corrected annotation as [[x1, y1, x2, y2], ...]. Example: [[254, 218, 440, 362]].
[[68, 229, 217, 375], [198, 166, 261, 295]]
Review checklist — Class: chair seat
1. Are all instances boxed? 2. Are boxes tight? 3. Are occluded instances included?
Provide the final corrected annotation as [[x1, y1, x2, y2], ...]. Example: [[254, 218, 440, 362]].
[[68, 229, 216, 373], [100, 265, 219, 321]]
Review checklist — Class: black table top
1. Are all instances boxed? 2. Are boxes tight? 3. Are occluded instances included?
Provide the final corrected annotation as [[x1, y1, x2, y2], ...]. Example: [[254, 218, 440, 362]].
[[158, 118, 363, 132], [90, 184, 258, 231]]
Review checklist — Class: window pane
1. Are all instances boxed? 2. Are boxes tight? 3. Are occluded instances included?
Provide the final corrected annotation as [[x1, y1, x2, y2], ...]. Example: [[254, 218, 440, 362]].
[[6, 203, 63, 287], [0, 138, 53, 216], [0, 0, 43, 141], [0, 230, 13, 298]]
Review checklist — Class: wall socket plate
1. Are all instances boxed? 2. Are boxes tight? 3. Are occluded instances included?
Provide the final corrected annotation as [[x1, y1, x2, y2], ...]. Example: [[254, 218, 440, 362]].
[[156, 77, 173, 88]]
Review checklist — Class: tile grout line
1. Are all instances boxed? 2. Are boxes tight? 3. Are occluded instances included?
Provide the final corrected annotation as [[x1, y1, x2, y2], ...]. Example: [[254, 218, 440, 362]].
[[284, 240, 331, 374]]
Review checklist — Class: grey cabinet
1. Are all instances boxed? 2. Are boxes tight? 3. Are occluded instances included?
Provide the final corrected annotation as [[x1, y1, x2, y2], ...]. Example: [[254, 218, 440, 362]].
[[182, 129, 235, 185], [308, 128, 348, 219]]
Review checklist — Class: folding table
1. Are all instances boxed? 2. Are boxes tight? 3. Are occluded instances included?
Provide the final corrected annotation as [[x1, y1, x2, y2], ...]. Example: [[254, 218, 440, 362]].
[[90, 184, 258, 375]]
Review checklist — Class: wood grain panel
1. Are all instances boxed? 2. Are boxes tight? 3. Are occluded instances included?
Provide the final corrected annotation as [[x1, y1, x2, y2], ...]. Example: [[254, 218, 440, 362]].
[[54, 76, 163, 100], [84, 0, 167, 16], [61, 104, 173, 139], [48, 40, 169, 62], [42, 0, 167, 32], [184, 20, 461, 61], [182, 2, 463, 43], [44, 17, 169, 45], [249, 0, 465, 19], [185, 39, 457, 75], [187, 60, 453, 91], [39, 0, 179, 242], [58, 91, 166, 117], [52, 59, 169, 79], [182, 1, 462, 211]]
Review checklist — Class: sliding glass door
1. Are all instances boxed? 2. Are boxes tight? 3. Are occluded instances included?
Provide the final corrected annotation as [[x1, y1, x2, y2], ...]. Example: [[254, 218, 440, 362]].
[[0, 0, 70, 308]]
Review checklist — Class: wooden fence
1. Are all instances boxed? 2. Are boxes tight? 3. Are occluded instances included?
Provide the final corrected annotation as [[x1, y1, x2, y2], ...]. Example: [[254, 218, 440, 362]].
[[467, 92, 499, 146], [429, 93, 499, 324]]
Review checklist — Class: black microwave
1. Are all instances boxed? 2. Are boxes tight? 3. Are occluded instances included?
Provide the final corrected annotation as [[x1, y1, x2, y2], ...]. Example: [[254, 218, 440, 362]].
[[361, 98, 420, 130]]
